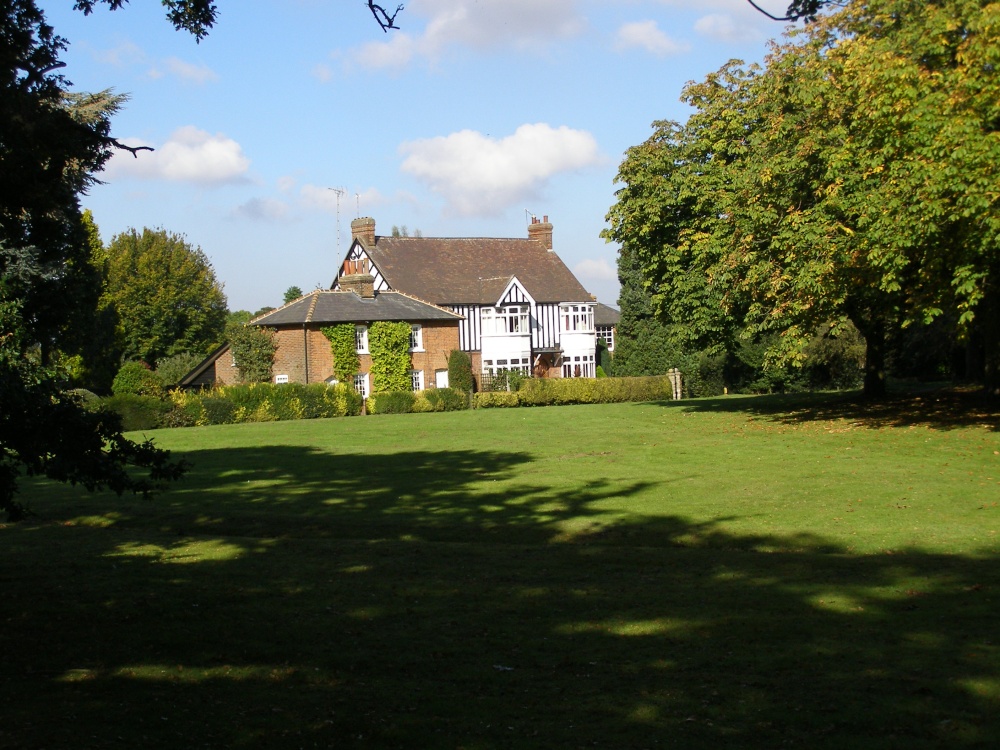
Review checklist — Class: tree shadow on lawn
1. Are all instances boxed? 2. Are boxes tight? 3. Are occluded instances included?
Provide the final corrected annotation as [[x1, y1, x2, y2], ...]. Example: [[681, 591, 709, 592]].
[[661, 386, 1000, 433], [4, 444, 999, 748]]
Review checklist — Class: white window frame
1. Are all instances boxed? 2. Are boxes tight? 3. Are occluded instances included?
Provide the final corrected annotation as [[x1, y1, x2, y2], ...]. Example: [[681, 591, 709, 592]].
[[355, 325, 369, 354], [482, 357, 531, 377], [562, 353, 595, 378], [560, 303, 595, 334], [410, 369, 424, 392], [481, 305, 530, 336], [353, 373, 369, 397], [597, 325, 615, 352], [409, 324, 423, 352]]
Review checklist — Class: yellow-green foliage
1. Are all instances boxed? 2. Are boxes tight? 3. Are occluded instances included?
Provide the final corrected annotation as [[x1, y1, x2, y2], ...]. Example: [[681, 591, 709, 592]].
[[168, 382, 362, 426], [368, 389, 415, 415], [368, 321, 411, 392], [517, 376, 673, 406], [413, 387, 469, 412], [321, 324, 360, 384], [473, 391, 520, 408]]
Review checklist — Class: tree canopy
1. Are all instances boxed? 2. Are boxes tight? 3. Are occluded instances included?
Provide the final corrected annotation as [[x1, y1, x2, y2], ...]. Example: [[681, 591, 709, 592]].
[[100, 227, 228, 366], [606, 0, 1000, 397]]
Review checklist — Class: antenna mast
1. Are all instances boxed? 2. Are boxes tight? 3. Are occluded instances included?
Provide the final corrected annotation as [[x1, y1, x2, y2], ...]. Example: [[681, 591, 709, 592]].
[[329, 187, 346, 253]]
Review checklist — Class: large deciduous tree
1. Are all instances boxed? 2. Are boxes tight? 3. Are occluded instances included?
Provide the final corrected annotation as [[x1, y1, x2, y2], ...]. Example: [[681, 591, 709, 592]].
[[607, 0, 1000, 397], [100, 227, 228, 366]]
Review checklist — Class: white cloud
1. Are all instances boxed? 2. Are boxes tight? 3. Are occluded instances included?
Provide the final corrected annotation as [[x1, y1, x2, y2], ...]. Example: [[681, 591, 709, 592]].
[[233, 198, 290, 222], [94, 40, 145, 67], [613, 20, 690, 57], [694, 13, 764, 42], [103, 126, 250, 185], [90, 41, 218, 83], [158, 57, 219, 84], [400, 123, 603, 217], [311, 63, 334, 82], [352, 0, 585, 70], [574, 258, 618, 283]]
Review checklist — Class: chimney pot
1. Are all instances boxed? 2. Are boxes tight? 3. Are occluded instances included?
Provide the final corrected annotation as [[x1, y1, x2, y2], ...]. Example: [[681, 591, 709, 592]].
[[527, 214, 554, 251], [350, 217, 376, 248]]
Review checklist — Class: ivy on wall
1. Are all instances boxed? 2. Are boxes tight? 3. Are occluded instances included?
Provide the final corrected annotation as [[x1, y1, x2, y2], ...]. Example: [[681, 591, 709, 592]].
[[321, 324, 359, 385], [228, 324, 277, 383], [368, 321, 411, 392]]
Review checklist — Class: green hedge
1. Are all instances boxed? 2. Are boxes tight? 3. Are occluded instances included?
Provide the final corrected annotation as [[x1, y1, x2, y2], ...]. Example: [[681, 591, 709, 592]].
[[368, 390, 415, 415], [516, 376, 674, 406], [473, 391, 520, 408], [421, 387, 469, 412], [99, 394, 172, 431], [168, 382, 363, 426]]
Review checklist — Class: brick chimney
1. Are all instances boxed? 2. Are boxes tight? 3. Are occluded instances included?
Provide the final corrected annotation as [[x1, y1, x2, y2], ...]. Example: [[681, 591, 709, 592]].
[[351, 217, 376, 248], [528, 215, 553, 251], [339, 258, 375, 299]]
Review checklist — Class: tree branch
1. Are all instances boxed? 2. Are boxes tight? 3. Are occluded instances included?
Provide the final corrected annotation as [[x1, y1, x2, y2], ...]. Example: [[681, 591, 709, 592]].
[[111, 139, 155, 158], [746, 0, 794, 22], [368, 1, 403, 32]]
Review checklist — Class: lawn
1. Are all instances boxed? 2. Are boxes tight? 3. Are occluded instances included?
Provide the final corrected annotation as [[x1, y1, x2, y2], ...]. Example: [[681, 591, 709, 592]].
[[3, 390, 1000, 748]]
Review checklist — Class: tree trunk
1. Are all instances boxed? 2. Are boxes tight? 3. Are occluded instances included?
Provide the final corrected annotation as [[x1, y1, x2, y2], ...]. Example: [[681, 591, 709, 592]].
[[852, 313, 887, 399], [980, 280, 1000, 397]]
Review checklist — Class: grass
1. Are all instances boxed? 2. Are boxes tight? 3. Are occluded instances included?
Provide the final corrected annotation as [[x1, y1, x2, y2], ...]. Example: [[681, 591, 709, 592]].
[[3, 389, 1000, 748]]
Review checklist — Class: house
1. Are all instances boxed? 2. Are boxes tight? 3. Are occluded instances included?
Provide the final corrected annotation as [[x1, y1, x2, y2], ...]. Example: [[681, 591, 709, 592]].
[[180, 275, 462, 395], [595, 303, 620, 353], [334, 216, 600, 381]]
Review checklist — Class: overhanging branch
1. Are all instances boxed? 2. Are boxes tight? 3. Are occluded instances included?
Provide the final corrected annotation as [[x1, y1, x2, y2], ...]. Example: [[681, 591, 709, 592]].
[[368, 1, 403, 32]]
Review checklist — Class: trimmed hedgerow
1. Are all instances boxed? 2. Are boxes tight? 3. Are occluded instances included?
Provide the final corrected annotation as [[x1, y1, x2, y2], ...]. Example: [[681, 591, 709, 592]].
[[100, 394, 172, 431], [473, 391, 520, 408], [368, 390, 415, 415], [424, 387, 469, 411], [516, 376, 674, 406], [166, 382, 363, 426]]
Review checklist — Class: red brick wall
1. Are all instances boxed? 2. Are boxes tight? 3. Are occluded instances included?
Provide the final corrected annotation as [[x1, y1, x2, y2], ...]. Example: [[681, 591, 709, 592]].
[[213, 349, 240, 385], [262, 322, 461, 386]]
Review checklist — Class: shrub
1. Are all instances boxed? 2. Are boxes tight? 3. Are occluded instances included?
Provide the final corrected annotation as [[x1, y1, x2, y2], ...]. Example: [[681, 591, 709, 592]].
[[155, 352, 205, 386], [426, 387, 469, 411], [517, 376, 673, 406], [112, 361, 164, 398], [321, 382, 364, 417], [164, 382, 364, 427], [227, 323, 276, 383], [679, 351, 728, 397], [447, 349, 474, 393], [100, 394, 171, 431], [474, 391, 520, 408], [369, 390, 416, 415]]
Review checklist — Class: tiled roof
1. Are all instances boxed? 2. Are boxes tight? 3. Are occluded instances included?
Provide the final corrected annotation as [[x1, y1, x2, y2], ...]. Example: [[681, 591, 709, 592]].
[[251, 290, 463, 327], [364, 236, 593, 304], [595, 303, 621, 326]]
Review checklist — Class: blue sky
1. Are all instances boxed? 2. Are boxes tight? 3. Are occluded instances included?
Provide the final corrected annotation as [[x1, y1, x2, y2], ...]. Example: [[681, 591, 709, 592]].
[[45, 0, 795, 312]]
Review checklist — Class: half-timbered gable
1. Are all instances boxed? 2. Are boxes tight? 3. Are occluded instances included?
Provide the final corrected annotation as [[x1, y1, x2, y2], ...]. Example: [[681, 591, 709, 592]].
[[332, 215, 598, 378]]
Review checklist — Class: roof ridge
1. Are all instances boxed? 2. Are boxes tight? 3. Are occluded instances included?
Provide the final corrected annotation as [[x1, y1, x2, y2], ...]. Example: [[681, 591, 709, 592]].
[[381, 289, 464, 318], [304, 289, 321, 323], [249, 290, 310, 324]]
